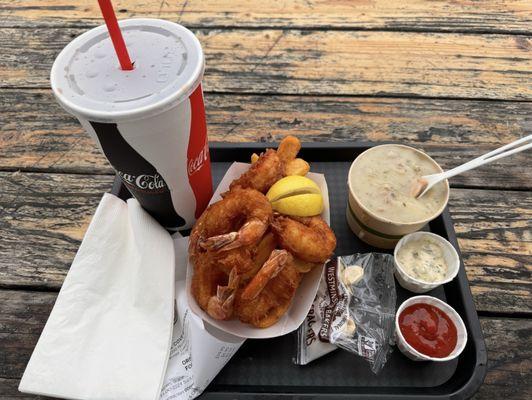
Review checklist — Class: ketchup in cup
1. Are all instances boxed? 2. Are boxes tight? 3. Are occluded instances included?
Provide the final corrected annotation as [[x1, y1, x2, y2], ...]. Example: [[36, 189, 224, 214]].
[[398, 303, 458, 358]]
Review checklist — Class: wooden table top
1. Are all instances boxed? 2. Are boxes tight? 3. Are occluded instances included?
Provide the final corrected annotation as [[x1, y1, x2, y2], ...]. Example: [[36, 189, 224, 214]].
[[0, 1, 530, 398]]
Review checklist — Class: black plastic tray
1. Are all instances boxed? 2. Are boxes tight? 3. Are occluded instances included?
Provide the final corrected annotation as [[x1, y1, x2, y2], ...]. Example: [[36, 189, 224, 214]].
[[112, 142, 487, 399]]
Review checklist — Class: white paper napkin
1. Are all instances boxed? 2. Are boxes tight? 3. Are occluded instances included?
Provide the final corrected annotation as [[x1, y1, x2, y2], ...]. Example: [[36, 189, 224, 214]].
[[19, 193, 175, 400]]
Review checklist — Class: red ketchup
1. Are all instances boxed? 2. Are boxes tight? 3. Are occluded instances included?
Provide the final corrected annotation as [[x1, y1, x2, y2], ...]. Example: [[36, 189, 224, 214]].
[[399, 303, 457, 358]]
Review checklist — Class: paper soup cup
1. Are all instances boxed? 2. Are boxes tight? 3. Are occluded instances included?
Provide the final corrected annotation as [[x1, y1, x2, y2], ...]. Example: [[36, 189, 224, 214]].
[[395, 296, 467, 362], [394, 232, 460, 293], [346, 144, 450, 249]]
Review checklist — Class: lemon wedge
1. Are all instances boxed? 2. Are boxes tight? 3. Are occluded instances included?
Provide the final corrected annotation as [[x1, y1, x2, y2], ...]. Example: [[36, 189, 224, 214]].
[[266, 176, 323, 216]]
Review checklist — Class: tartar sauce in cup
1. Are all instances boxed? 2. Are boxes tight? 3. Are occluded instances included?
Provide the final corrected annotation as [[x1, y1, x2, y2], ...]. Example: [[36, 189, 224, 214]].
[[393, 232, 460, 293], [396, 235, 448, 282]]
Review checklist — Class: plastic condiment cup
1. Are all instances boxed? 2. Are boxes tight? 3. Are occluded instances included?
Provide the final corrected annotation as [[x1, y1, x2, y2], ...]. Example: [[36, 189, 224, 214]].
[[394, 232, 460, 293], [346, 144, 450, 249], [395, 296, 468, 362]]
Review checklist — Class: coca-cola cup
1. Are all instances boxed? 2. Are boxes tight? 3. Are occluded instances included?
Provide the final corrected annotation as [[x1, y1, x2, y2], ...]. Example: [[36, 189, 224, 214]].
[[51, 18, 212, 230]]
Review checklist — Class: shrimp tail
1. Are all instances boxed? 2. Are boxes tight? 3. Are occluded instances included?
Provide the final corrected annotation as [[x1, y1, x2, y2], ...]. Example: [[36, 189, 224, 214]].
[[240, 250, 292, 300], [200, 232, 238, 251], [201, 218, 269, 252], [207, 268, 240, 320]]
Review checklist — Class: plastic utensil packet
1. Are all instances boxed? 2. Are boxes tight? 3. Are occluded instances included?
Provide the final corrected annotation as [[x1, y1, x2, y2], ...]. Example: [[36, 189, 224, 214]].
[[294, 302, 337, 365], [295, 253, 396, 374]]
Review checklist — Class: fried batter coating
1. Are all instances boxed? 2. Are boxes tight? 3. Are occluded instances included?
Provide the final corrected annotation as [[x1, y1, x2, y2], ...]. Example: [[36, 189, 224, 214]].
[[189, 135, 336, 328], [271, 215, 336, 263], [284, 158, 310, 176], [216, 232, 277, 281], [277, 135, 301, 166], [190, 187, 272, 256], [191, 253, 233, 318], [230, 149, 283, 193], [190, 188, 274, 320], [235, 250, 301, 328], [292, 257, 321, 273], [231, 136, 307, 193]]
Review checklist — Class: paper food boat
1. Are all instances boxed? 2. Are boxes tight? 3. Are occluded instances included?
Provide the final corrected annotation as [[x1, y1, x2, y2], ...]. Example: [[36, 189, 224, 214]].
[[186, 162, 331, 339]]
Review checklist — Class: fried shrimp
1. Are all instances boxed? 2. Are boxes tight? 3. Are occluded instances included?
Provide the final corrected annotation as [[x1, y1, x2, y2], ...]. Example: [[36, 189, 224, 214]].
[[216, 232, 277, 281], [277, 135, 301, 165], [189, 134, 337, 328], [276, 135, 310, 176], [230, 149, 283, 193], [191, 255, 238, 320], [271, 215, 336, 263], [206, 268, 240, 320], [189, 188, 273, 320], [215, 248, 255, 278], [235, 249, 301, 328], [284, 158, 310, 176], [231, 136, 308, 193], [240, 249, 292, 301], [190, 187, 272, 255]]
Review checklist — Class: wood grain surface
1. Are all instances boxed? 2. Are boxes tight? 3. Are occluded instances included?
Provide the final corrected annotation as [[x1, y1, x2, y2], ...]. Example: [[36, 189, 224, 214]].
[[0, 172, 113, 290], [1, 28, 531, 100], [1, 0, 531, 398], [0, 289, 529, 398], [450, 190, 532, 315], [1, 0, 531, 34], [1, 171, 530, 314], [1, 89, 531, 189]]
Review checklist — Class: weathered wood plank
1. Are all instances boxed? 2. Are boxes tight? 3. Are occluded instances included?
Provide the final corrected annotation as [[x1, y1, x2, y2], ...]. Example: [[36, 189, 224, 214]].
[[0, 171, 530, 313], [0, 0, 531, 34], [1, 28, 530, 100], [0, 289, 529, 397], [473, 318, 532, 399], [449, 190, 532, 315], [0, 290, 56, 380], [0, 172, 114, 290], [0, 378, 48, 399], [1, 89, 531, 189]]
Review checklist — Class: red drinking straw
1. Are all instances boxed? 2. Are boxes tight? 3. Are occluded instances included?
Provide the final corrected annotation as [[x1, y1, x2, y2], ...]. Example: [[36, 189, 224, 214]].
[[97, 0, 134, 70]]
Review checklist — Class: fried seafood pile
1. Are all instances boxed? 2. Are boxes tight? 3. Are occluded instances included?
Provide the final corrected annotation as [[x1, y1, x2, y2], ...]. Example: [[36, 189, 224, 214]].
[[190, 136, 336, 328]]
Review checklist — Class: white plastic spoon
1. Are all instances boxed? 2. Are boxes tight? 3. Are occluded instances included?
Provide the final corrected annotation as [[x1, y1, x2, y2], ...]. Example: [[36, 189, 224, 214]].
[[413, 135, 532, 198]]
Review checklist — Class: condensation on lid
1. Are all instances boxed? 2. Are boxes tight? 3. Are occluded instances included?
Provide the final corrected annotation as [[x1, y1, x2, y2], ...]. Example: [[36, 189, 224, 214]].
[[51, 19, 204, 122]]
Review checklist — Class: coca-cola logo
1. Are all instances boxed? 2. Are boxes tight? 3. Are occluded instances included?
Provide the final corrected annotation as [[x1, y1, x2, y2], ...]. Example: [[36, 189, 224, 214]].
[[188, 143, 209, 176], [118, 171, 168, 193]]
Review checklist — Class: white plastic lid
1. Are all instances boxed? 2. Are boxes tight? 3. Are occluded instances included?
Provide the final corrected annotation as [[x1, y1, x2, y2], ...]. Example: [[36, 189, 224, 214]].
[[51, 18, 204, 122]]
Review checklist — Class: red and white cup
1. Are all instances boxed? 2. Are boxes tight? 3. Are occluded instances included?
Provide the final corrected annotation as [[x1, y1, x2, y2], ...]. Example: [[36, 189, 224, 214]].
[[51, 18, 212, 230]]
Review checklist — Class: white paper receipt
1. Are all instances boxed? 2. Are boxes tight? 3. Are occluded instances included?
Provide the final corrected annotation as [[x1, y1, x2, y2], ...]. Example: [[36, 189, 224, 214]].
[[160, 236, 244, 400]]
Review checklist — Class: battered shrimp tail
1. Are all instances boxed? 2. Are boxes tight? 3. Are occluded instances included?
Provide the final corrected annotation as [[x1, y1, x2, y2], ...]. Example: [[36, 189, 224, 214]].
[[240, 250, 292, 300], [207, 268, 240, 320], [192, 188, 273, 253], [201, 218, 268, 252]]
